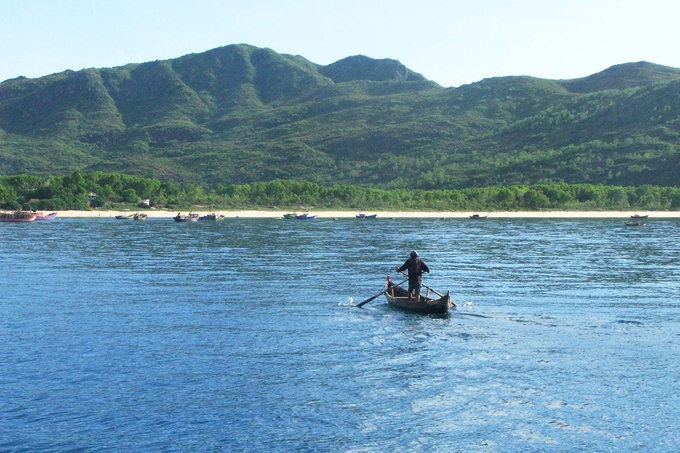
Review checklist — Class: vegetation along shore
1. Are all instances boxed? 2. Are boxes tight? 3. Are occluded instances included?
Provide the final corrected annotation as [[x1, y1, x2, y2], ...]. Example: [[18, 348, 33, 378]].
[[1, 172, 680, 213]]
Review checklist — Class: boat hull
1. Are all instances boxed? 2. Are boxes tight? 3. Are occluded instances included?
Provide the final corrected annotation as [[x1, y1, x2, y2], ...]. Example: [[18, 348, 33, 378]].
[[0, 211, 37, 222], [385, 284, 452, 314], [198, 214, 225, 221], [174, 215, 199, 222]]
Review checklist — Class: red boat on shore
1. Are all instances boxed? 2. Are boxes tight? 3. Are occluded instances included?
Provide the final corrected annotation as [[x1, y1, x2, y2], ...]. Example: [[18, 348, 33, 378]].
[[0, 211, 38, 222]]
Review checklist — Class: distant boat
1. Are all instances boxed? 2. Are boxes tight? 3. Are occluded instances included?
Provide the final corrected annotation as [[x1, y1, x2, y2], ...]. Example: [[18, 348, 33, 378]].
[[174, 212, 199, 222], [631, 214, 649, 219], [283, 212, 297, 219], [0, 210, 37, 222], [198, 213, 225, 221], [35, 212, 57, 220], [115, 214, 133, 219], [295, 213, 317, 220], [133, 213, 148, 221], [470, 214, 488, 219], [356, 213, 377, 219]]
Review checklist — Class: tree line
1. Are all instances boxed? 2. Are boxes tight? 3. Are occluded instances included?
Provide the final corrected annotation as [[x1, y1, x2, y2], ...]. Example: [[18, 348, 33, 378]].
[[1, 171, 680, 212]]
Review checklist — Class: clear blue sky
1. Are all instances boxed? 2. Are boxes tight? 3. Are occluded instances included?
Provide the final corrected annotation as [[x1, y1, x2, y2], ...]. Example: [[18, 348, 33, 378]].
[[2, 0, 680, 88]]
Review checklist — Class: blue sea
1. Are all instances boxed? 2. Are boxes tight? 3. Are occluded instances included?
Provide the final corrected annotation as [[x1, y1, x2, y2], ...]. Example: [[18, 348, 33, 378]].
[[1, 217, 679, 452]]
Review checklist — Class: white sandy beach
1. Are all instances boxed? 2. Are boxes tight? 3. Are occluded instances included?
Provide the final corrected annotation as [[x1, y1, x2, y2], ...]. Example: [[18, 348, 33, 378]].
[[52, 209, 680, 218]]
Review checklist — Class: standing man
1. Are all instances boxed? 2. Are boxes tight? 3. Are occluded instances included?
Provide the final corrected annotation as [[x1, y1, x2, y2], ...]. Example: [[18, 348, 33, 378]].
[[396, 251, 430, 302]]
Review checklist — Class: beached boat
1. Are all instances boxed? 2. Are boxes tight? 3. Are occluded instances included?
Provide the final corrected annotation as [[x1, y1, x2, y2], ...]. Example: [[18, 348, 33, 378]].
[[198, 213, 225, 221], [0, 210, 38, 222], [35, 212, 58, 220], [283, 213, 297, 219], [470, 214, 488, 219], [295, 213, 317, 220], [115, 214, 133, 220], [174, 213, 199, 222], [356, 213, 377, 219], [631, 214, 649, 219], [133, 213, 148, 221], [384, 277, 452, 314]]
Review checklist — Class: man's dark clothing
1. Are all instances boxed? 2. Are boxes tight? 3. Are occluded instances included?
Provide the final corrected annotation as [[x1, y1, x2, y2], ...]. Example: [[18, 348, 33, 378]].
[[397, 257, 429, 294]]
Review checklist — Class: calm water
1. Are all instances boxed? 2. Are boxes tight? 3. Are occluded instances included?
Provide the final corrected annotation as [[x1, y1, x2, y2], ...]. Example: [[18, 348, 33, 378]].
[[1, 217, 679, 452]]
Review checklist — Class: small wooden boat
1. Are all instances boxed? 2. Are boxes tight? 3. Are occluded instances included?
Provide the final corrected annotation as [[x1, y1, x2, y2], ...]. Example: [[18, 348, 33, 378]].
[[384, 277, 452, 314], [295, 213, 317, 220], [0, 210, 37, 222], [198, 213, 225, 221], [174, 213, 199, 222], [631, 214, 648, 219], [356, 213, 377, 219], [35, 212, 58, 220], [470, 214, 488, 219], [115, 214, 133, 220], [133, 213, 148, 221], [283, 212, 297, 219]]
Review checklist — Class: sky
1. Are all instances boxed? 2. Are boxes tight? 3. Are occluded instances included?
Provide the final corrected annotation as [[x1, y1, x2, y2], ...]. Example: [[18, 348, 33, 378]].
[[2, 0, 680, 88]]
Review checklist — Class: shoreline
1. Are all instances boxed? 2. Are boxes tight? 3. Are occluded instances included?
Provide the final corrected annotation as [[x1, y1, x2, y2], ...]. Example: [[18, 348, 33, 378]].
[[49, 210, 680, 219]]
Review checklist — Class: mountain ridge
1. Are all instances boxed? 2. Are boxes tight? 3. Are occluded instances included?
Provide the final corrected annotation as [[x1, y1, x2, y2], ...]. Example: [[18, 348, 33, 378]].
[[1, 44, 680, 188]]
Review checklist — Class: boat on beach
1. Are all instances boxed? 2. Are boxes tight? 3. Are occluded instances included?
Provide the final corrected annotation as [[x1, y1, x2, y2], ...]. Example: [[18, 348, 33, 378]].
[[384, 276, 453, 314], [115, 214, 133, 219], [631, 214, 648, 219], [0, 210, 38, 222], [174, 212, 199, 222], [470, 214, 488, 219], [198, 213, 225, 221], [133, 213, 148, 221], [283, 212, 297, 219], [295, 213, 317, 220], [356, 213, 377, 219], [35, 212, 57, 220]]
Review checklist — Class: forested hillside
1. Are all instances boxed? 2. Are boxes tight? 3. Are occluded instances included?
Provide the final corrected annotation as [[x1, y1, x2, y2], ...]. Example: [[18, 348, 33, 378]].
[[1, 44, 679, 189]]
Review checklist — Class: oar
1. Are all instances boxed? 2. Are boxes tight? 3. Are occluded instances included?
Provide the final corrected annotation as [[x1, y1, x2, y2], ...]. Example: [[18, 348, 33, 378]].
[[397, 271, 459, 306], [356, 279, 408, 307]]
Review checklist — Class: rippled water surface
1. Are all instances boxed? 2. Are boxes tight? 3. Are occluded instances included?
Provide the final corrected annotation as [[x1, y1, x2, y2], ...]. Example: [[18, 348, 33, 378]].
[[1, 217, 679, 452]]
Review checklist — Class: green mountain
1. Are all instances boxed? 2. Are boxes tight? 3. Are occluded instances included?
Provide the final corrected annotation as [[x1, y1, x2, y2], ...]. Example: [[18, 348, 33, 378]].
[[1, 44, 680, 188]]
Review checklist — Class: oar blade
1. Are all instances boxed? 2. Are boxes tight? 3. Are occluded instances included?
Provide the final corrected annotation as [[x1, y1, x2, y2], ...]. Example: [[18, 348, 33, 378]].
[[356, 290, 384, 307]]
